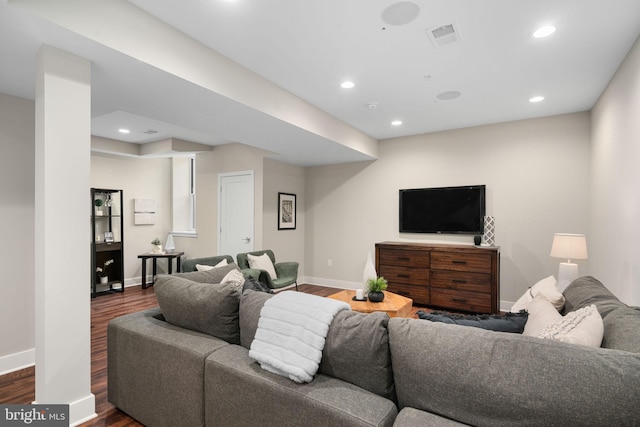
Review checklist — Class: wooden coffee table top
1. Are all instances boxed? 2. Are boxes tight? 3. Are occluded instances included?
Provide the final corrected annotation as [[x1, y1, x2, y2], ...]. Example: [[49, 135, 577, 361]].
[[328, 290, 413, 318]]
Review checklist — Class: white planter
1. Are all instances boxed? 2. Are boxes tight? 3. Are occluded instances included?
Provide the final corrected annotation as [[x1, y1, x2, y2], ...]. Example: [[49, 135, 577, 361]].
[[100, 276, 109, 284], [151, 244, 163, 254]]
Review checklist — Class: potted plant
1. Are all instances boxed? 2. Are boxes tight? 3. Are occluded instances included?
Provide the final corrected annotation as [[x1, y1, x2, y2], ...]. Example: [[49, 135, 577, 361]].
[[94, 198, 104, 216], [96, 259, 114, 284], [367, 276, 388, 302], [151, 237, 163, 254]]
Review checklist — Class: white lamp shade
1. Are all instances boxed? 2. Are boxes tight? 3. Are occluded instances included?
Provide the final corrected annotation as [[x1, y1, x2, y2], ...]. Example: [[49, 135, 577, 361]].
[[550, 233, 588, 261]]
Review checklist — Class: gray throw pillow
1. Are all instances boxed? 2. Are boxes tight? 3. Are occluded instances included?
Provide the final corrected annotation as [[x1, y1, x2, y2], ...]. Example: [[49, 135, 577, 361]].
[[602, 306, 640, 353], [320, 310, 395, 401], [239, 290, 273, 349], [155, 275, 241, 344], [168, 262, 240, 284]]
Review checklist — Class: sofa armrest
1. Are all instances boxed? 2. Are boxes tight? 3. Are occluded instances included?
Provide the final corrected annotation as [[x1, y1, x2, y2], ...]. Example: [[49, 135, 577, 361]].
[[389, 318, 640, 427], [274, 261, 298, 278], [108, 307, 229, 427]]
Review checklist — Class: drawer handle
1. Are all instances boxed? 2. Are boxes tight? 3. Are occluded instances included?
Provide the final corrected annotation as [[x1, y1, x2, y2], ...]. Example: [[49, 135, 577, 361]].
[[452, 279, 467, 284], [398, 274, 410, 278], [397, 257, 410, 261], [452, 298, 467, 303], [452, 260, 467, 265]]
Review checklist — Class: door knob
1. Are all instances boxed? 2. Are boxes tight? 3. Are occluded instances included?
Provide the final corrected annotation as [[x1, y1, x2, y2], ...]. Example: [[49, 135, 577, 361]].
[[242, 237, 251, 243]]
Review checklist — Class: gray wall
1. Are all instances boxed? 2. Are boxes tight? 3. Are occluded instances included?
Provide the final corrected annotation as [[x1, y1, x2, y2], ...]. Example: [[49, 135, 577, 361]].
[[304, 112, 592, 307]]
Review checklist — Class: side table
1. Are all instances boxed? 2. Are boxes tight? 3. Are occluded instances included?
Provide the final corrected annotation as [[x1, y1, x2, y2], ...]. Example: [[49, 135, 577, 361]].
[[138, 251, 185, 289]]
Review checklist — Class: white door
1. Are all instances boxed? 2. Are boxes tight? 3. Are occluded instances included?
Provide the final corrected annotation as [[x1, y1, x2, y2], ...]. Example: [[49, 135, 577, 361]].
[[219, 171, 254, 258]]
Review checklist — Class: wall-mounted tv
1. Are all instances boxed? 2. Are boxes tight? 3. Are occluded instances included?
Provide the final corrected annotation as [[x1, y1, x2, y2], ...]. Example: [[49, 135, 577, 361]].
[[399, 185, 486, 234]]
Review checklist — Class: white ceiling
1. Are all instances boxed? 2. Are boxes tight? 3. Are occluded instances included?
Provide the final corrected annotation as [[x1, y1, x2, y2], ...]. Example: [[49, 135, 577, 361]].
[[1, 0, 640, 166]]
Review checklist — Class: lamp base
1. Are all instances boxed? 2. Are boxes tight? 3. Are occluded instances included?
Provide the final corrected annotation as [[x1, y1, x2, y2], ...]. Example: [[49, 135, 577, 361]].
[[557, 262, 578, 292]]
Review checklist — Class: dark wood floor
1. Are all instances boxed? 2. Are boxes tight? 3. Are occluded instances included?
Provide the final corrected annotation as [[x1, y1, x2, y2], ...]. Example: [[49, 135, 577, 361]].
[[0, 284, 426, 426]]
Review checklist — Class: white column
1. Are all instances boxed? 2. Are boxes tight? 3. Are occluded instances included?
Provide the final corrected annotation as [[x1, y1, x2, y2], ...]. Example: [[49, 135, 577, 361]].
[[35, 45, 96, 426]]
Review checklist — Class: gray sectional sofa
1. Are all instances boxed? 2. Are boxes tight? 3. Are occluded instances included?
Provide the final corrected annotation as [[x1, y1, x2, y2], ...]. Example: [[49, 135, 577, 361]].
[[108, 273, 640, 426]]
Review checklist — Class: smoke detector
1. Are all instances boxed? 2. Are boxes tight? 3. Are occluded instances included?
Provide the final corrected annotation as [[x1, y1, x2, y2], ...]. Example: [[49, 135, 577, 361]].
[[426, 22, 461, 48]]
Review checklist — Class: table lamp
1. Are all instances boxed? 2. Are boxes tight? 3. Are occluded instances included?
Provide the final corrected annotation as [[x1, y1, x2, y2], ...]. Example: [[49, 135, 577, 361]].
[[550, 233, 588, 291]]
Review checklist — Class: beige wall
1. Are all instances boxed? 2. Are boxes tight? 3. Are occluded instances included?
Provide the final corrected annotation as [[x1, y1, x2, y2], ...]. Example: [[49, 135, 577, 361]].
[[305, 112, 592, 306], [591, 35, 640, 305], [0, 93, 35, 373], [90, 153, 172, 282]]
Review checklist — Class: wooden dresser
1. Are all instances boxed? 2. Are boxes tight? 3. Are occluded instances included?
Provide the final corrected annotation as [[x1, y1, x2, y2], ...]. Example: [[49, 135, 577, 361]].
[[375, 242, 500, 314]]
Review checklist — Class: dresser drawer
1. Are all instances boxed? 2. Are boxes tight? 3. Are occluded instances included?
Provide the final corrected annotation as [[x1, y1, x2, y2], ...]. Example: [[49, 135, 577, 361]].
[[379, 249, 430, 268], [431, 251, 492, 273], [386, 283, 429, 306], [430, 270, 492, 293], [430, 288, 491, 313], [379, 265, 429, 285]]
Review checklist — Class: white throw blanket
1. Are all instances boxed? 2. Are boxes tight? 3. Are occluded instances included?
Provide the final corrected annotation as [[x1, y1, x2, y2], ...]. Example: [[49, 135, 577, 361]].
[[249, 291, 351, 383]]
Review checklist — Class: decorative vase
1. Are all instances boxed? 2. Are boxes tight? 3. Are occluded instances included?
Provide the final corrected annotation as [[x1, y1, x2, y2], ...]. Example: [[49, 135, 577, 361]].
[[151, 244, 163, 254], [481, 216, 495, 246], [164, 233, 175, 253], [362, 251, 377, 296], [368, 291, 385, 303], [100, 276, 108, 284]]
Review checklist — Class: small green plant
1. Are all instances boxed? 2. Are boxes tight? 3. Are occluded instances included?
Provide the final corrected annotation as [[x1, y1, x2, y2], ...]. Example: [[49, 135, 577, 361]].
[[151, 237, 161, 245], [367, 276, 388, 293], [94, 199, 103, 207]]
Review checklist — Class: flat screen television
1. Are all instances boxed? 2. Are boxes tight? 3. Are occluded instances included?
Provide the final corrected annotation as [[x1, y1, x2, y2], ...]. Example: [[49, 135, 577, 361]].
[[399, 185, 486, 234]]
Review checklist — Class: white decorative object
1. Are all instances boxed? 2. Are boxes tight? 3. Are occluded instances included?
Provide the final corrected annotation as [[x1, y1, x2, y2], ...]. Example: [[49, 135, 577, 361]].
[[481, 216, 495, 246], [165, 233, 176, 253], [100, 276, 108, 284], [356, 289, 364, 300], [362, 251, 377, 296], [550, 233, 588, 291]]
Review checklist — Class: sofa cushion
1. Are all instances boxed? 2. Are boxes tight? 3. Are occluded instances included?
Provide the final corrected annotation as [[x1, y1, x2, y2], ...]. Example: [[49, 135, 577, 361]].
[[563, 276, 626, 318], [169, 262, 240, 284], [320, 310, 395, 401], [388, 317, 640, 426], [393, 407, 467, 427], [417, 310, 528, 333], [538, 304, 603, 348], [239, 290, 395, 400], [602, 306, 640, 353], [510, 275, 564, 312], [196, 258, 228, 271], [155, 275, 241, 344], [522, 295, 562, 337]]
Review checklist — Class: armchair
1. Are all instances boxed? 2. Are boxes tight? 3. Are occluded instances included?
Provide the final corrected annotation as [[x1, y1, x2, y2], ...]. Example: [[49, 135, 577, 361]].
[[236, 249, 299, 291]]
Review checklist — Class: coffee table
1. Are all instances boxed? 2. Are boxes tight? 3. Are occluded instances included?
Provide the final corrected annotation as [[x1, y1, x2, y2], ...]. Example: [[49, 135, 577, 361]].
[[328, 290, 413, 318]]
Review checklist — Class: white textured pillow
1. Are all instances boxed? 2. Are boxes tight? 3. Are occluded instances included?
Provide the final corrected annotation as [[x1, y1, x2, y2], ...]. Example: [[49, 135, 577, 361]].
[[221, 269, 245, 292], [538, 304, 603, 348], [247, 253, 277, 280], [511, 275, 565, 312], [522, 295, 562, 337], [195, 258, 228, 271]]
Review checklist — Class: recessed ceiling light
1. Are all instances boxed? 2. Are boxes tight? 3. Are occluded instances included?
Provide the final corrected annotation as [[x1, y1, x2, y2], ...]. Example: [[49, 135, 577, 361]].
[[391, 120, 403, 126], [533, 25, 556, 38], [341, 81, 355, 89], [436, 91, 462, 101], [529, 96, 545, 103], [118, 128, 130, 134]]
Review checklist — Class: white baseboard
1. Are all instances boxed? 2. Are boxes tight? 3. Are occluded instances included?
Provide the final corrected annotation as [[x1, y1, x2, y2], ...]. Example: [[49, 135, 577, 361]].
[[0, 348, 35, 376], [302, 276, 361, 290]]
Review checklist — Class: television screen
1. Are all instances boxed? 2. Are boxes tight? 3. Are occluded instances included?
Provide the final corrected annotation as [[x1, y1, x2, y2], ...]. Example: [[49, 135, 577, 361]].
[[399, 185, 485, 234]]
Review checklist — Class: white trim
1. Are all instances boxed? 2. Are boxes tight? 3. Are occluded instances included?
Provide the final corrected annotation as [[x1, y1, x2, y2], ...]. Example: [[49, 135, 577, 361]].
[[302, 276, 361, 290], [500, 299, 515, 312], [0, 348, 35, 376]]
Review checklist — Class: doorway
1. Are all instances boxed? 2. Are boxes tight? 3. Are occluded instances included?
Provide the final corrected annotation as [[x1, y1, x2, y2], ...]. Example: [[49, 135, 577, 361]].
[[218, 171, 254, 257]]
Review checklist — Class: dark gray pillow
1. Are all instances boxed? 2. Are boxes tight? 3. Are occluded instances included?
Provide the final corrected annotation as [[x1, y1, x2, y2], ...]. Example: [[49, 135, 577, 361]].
[[238, 290, 395, 401], [417, 310, 528, 333], [242, 276, 274, 294], [320, 310, 395, 401], [168, 262, 240, 284], [155, 275, 241, 344], [563, 276, 625, 318]]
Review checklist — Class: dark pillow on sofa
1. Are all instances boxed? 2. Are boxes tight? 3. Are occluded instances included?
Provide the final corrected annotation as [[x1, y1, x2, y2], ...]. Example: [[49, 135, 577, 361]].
[[155, 274, 241, 344], [242, 276, 274, 294], [417, 310, 528, 333]]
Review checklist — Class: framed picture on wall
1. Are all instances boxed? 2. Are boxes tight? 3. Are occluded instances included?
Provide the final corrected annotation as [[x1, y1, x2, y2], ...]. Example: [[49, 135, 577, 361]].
[[278, 192, 296, 230]]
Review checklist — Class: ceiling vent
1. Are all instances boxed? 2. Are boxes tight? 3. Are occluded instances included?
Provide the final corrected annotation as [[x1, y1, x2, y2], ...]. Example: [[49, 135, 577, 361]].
[[426, 22, 460, 48]]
